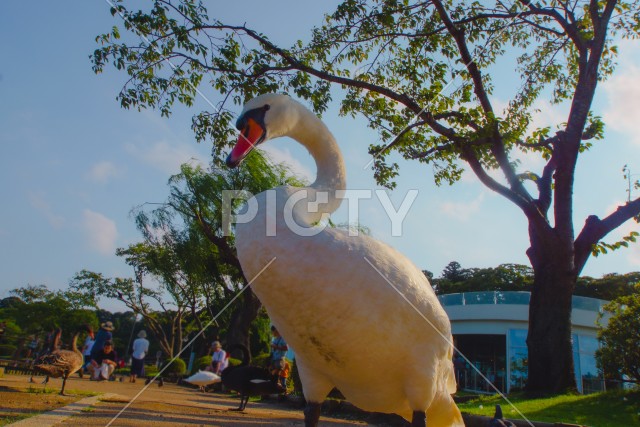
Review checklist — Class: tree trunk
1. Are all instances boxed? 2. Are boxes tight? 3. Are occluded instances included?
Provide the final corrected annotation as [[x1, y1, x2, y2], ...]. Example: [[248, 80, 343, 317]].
[[526, 230, 578, 394], [225, 288, 262, 353]]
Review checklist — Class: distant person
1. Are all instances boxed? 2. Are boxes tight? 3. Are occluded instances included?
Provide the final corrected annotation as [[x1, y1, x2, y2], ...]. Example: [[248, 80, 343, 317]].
[[89, 340, 118, 381], [25, 335, 39, 359], [0, 321, 7, 343], [90, 321, 114, 360], [82, 327, 95, 373], [269, 326, 288, 370], [130, 330, 149, 383], [271, 356, 290, 392], [206, 341, 226, 375], [453, 353, 465, 386]]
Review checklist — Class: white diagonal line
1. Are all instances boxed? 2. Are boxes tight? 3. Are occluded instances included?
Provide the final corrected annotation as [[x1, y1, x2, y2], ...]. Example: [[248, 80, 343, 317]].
[[105, 257, 276, 426], [363, 4, 530, 170], [363, 256, 534, 426]]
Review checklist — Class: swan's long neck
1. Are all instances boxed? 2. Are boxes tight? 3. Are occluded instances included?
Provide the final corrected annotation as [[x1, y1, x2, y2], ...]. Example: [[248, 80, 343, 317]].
[[287, 105, 346, 218]]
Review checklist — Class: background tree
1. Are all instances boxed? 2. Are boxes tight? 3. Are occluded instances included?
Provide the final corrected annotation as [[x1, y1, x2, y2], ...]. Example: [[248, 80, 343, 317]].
[[135, 152, 304, 351], [0, 284, 98, 356], [70, 269, 186, 358], [72, 154, 303, 356], [433, 261, 533, 294], [92, 0, 640, 393], [575, 272, 640, 300], [596, 289, 640, 385]]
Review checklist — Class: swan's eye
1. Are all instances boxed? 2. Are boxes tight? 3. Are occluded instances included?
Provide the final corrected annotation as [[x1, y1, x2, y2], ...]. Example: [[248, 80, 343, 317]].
[[235, 115, 247, 131]]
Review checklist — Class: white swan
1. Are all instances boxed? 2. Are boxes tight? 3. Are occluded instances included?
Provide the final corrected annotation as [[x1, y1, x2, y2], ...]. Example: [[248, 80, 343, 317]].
[[184, 370, 221, 391], [226, 93, 463, 427]]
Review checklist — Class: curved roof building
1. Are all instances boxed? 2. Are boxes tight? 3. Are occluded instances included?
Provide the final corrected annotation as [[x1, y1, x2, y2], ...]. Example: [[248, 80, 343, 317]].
[[438, 291, 608, 394]]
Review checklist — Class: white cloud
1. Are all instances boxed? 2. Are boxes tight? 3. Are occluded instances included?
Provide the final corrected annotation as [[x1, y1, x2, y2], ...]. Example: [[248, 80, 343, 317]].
[[593, 200, 640, 266], [126, 140, 207, 175], [28, 191, 64, 229], [88, 161, 119, 184], [438, 193, 485, 222], [609, 218, 640, 266], [82, 209, 118, 255], [602, 64, 640, 146]]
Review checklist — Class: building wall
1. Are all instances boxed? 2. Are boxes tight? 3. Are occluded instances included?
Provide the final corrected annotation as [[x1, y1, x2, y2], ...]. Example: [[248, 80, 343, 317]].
[[438, 292, 608, 394]]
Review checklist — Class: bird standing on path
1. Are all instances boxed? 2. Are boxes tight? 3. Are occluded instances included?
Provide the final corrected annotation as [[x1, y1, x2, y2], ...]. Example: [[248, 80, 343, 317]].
[[33, 327, 88, 395], [226, 93, 463, 427]]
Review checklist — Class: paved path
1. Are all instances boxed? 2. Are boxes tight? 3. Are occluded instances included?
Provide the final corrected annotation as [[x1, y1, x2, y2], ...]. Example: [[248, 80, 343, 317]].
[[1, 374, 371, 426], [8, 393, 118, 427]]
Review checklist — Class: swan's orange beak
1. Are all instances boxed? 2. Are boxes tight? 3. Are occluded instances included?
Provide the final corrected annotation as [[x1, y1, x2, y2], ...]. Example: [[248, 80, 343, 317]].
[[226, 118, 265, 168]]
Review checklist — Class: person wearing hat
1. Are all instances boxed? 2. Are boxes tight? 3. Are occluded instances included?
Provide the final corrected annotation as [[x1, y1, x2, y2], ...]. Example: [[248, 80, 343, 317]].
[[90, 321, 114, 362], [206, 341, 226, 375], [130, 330, 149, 383], [89, 340, 118, 381]]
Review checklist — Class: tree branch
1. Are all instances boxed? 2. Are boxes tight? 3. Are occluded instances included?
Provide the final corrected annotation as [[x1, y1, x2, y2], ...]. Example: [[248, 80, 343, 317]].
[[574, 197, 640, 273]]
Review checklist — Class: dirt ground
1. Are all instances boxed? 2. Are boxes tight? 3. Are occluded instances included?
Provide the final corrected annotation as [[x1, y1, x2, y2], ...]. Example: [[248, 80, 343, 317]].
[[0, 374, 375, 426]]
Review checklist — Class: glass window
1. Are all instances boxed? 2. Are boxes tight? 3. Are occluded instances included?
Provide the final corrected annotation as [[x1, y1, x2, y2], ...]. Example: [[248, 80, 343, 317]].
[[465, 291, 496, 305], [571, 296, 603, 312], [574, 334, 604, 394], [438, 293, 463, 306], [508, 329, 528, 391], [498, 292, 530, 305]]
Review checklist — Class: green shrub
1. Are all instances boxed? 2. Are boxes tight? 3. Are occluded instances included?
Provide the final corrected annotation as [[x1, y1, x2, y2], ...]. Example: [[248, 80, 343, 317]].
[[228, 357, 242, 367], [0, 344, 16, 357], [145, 365, 159, 377], [192, 356, 212, 373], [163, 358, 186, 375], [252, 352, 270, 368]]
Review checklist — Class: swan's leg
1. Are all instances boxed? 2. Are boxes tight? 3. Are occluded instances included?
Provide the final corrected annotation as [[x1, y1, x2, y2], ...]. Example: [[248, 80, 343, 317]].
[[411, 410, 426, 427], [405, 369, 435, 427], [304, 402, 322, 427], [296, 360, 334, 427], [239, 394, 249, 411]]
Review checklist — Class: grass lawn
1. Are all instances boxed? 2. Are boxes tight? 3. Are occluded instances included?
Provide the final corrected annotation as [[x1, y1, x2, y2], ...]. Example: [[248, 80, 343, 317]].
[[0, 385, 99, 426], [457, 389, 640, 427]]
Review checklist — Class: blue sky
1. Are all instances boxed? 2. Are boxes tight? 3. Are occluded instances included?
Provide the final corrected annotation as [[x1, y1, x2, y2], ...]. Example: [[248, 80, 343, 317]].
[[1, 1, 638, 307]]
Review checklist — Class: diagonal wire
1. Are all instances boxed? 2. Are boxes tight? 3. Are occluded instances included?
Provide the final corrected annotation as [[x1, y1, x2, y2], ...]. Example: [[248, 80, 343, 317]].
[[363, 2, 530, 170], [105, 257, 276, 427], [363, 256, 534, 427]]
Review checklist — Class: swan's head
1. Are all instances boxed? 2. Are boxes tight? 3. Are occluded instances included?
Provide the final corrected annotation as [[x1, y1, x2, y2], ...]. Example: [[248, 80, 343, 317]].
[[226, 93, 299, 168]]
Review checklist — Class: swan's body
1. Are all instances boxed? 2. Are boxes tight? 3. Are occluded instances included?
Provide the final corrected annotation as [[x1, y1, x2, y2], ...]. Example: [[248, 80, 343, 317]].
[[227, 93, 462, 426], [33, 328, 84, 395], [184, 370, 221, 391]]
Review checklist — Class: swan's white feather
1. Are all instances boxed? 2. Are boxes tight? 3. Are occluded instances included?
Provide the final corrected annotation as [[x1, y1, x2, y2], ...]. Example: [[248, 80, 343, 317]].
[[184, 370, 221, 386], [234, 93, 463, 426]]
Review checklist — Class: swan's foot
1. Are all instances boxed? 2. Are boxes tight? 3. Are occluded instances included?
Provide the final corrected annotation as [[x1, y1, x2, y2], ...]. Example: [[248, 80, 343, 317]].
[[303, 401, 322, 427], [411, 410, 426, 427]]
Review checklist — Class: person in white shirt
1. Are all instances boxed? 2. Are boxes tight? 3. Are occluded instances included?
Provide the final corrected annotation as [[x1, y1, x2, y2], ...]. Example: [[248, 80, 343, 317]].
[[130, 330, 149, 383], [82, 328, 95, 374], [207, 341, 226, 375]]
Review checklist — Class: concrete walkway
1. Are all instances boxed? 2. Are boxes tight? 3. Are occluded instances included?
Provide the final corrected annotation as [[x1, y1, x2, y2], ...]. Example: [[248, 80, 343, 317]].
[[8, 393, 119, 427], [1, 374, 370, 426]]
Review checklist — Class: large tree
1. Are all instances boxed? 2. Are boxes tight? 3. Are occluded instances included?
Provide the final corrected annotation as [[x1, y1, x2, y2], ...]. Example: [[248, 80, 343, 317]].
[[93, 0, 640, 393]]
